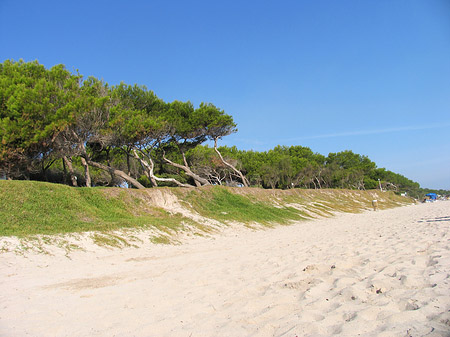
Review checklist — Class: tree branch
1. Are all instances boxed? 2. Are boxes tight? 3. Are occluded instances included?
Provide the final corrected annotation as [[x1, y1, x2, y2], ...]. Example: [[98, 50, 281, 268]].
[[132, 149, 193, 188], [214, 137, 249, 187], [87, 159, 145, 189], [162, 152, 209, 186]]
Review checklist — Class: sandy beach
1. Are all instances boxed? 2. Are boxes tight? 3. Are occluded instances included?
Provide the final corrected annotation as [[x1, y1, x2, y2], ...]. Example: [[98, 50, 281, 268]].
[[1, 201, 449, 336]]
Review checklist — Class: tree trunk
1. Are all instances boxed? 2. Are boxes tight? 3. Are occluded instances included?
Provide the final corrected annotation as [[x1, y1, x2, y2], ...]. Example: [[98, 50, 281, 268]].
[[62, 157, 67, 184], [126, 152, 131, 176], [80, 156, 91, 187], [78, 142, 92, 187], [181, 152, 201, 187], [133, 149, 157, 187], [87, 160, 145, 189], [132, 149, 193, 188], [314, 176, 321, 189], [214, 137, 249, 187], [105, 148, 116, 187], [162, 152, 210, 186], [137, 158, 158, 187], [153, 174, 193, 188], [132, 149, 157, 187], [149, 174, 158, 188], [63, 156, 78, 187]]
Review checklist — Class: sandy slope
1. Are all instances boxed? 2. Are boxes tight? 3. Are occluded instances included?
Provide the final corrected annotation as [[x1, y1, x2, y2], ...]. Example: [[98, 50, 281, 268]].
[[1, 201, 449, 337]]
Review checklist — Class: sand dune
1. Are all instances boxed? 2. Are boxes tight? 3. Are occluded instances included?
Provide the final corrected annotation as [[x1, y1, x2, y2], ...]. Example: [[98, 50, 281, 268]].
[[1, 201, 449, 336]]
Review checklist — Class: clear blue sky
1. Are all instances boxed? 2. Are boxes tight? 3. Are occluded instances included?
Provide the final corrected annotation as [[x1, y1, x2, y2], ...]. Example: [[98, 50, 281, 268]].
[[1, 0, 449, 189]]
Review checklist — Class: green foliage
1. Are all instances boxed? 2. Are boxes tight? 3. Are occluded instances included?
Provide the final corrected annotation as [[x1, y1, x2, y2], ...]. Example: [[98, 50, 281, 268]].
[[0, 60, 236, 188], [137, 174, 153, 187], [0, 60, 81, 177], [0, 59, 432, 192], [188, 144, 427, 193], [162, 101, 237, 171], [363, 177, 378, 190], [110, 83, 166, 144]]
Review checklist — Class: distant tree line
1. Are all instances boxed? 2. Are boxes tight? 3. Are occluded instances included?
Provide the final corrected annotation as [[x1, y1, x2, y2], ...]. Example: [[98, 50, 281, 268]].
[[0, 60, 442, 198], [188, 145, 423, 195]]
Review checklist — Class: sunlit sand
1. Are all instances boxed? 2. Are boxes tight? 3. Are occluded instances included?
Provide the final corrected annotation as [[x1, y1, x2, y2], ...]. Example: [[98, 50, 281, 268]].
[[1, 201, 449, 336]]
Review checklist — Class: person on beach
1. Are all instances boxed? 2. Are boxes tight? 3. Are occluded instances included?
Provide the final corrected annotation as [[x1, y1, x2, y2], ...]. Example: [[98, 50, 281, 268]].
[[372, 199, 378, 211]]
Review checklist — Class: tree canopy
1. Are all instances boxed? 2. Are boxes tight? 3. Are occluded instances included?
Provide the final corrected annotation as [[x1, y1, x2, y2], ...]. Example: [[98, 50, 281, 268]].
[[1, 59, 437, 198]]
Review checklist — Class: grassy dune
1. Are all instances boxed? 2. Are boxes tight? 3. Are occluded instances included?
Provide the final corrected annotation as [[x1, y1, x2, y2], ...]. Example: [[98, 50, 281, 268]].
[[0, 181, 189, 237], [1, 180, 412, 240]]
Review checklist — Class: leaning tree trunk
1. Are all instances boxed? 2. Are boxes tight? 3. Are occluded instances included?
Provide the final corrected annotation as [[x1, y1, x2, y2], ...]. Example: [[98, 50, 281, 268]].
[[87, 160, 145, 189], [162, 152, 210, 187], [132, 149, 193, 188], [314, 176, 321, 189], [126, 152, 131, 176], [136, 157, 158, 187], [40, 158, 56, 182], [62, 156, 78, 187], [133, 149, 158, 187], [78, 143, 92, 187], [214, 137, 249, 187], [80, 156, 92, 187]]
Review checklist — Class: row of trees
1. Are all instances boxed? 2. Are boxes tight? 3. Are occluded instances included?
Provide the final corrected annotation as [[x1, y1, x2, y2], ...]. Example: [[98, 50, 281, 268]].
[[0, 59, 242, 189], [187, 145, 421, 194], [0, 60, 428, 196]]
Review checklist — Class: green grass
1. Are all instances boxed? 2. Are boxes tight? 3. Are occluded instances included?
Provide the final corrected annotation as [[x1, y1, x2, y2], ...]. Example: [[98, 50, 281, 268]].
[[0, 180, 189, 237], [150, 235, 173, 245], [185, 186, 305, 226], [0, 181, 412, 241]]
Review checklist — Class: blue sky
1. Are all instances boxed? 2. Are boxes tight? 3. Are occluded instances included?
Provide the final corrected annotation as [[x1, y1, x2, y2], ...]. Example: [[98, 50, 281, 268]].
[[1, 0, 449, 189]]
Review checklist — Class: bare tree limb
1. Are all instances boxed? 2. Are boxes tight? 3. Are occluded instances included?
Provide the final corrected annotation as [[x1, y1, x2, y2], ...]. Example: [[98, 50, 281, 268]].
[[214, 137, 249, 187], [62, 156, 78, 187], [87, 159, 145, 189], [132, 149, 193, 188], [162, 152, 209, 187]]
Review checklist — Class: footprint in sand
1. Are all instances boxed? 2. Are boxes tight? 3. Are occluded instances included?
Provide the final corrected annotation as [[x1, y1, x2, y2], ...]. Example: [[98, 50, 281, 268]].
[[297, 310, 325, 322], [343, 312, 357, 322], [397, 299, 420, 311]]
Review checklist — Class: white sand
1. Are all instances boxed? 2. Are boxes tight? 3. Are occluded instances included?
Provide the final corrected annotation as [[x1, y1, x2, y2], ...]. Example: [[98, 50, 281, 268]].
[[1, 201, 449, 336]]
